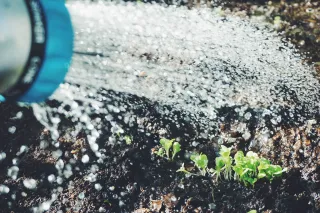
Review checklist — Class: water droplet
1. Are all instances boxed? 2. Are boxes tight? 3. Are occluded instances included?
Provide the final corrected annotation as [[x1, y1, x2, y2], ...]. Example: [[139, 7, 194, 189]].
[[52, 150, 63, 159], [78, 192, 85, 199], [244, 112, 252, 120], [7, 166, 19, 180], [95, 183, 103, 191], [38, 201, 52, 211], [0, 152, 6, 161], [99, 207, 106, 212], [0, 185, 10, 194], [48, 174, 56, 183], [55, 159, 65, 170], [8, 126, 16, 134], [16, 111, 23, 119], [82, 155, 90, 164], [23, 179, 37, 190], [16, 145, 28, 156]]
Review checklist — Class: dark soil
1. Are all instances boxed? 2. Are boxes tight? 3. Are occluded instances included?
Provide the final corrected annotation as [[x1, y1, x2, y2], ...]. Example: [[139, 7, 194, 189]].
[[0, 89, 319, 213]]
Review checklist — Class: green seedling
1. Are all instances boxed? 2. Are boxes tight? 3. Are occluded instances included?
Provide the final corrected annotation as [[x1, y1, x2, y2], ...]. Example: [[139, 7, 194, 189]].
[[257, 158, 286, 181], [247, 210, 257, 213], [172, 142, 181, 159], [124, 135, 132, 145], [212, 157, 223, 181], [190, 153, 208, 176], [155, 138, 181, 160], [155, 147, 165, 158], [233, 151, 260, 186], [210, 145, 233, 181], [160, 138, 174, 159], [104, 200, 112, 206], [233, 150, 286, 186], [219, 145, 233, 180], [176, 163, 192, 177]]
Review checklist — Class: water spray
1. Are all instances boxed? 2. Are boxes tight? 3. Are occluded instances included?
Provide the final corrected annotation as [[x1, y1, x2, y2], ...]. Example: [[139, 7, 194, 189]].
[[0, 0, 73, 103]]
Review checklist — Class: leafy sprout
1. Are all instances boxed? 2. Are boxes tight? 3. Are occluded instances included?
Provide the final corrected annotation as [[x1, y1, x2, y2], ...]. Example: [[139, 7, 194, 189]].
[[172, 142, 181, 160], [233, 150, 286, 186], [155, 138, 181, 160], [124, 135, 132, 145], [176, 163, 192, 177], [190, 153, 208, 176], [257, 158, 287, 181], [156, 148, 165, 158], [175, 145, 285, 186], [210, 145, 233, 181], [160, 138, 174, 159]]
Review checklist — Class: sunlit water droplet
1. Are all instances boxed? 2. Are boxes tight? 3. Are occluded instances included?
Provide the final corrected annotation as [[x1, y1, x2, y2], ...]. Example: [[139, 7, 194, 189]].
[[7, 166, 19, 180], [78, 192, 85, 199], [23, 179, 37, 190], [95, 183, 103, 191], [0, 185, 10, 194], [0, 152, 6, 161], [48, 174, 56, 183], [82, 155, 90, 163], [8, 126, 16, 134]]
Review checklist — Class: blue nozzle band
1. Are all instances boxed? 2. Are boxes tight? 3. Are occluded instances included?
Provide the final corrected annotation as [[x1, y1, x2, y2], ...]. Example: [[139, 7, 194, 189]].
[[18, 0, 73, 103]]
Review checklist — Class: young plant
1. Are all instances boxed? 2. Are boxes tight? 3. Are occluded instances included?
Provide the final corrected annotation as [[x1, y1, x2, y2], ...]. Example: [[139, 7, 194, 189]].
[[257, 158, 286, 181], [160, 138, 174, 159], [155, 138, 181, 160], [233, 151, 260, 186], [219, 145, 233, 180], [155, 147, 165, 158], [233, 150, 286, 186], [124, 135, 132, 145], [176, 163, 192, 177], [172, 142, 181, 160], [190, 153, 208, 176], [210, 145, 233, 181]]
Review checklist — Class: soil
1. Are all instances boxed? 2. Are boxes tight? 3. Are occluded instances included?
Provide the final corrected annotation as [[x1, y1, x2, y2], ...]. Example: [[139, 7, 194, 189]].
[[0, 90, 319, 213]]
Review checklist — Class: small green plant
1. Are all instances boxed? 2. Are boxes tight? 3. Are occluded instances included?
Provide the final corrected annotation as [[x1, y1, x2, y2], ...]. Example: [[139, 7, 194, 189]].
[[190, 153, 208, 176], [176, 163, 191, 176], [233, 150, 286, 186], [211, 145, 233, 181], [247, 210, 257, 213], [155, 138, 181, 160], [177, 145, 285, 186], [257, 158, 286, 181], [172, 142, 181, 159], [104, 199, 112, 206], [124, 135, 132, 145], [233, 151, 260, 186]]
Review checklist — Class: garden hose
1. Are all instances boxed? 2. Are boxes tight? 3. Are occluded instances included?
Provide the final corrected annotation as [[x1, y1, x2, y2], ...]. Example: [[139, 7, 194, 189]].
[[0, 0, 73, 103]]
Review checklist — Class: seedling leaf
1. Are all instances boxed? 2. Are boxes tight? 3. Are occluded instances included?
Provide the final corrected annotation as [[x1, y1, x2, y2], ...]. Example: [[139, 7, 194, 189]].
[[172, 142, 181, 160], [124, 135, 132, 145], [156, 148, 165, 157], [190, 153, 208, 176], [160, 138, 174, 159], [177, 163, 190, 174]]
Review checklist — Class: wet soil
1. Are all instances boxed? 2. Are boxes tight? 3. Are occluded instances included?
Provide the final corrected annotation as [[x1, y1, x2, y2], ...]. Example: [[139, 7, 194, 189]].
[[0, 90, 319, 213]]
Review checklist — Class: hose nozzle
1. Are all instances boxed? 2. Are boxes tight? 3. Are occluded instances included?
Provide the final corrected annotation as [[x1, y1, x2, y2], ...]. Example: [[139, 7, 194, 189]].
[[0, 0, 73, 103]]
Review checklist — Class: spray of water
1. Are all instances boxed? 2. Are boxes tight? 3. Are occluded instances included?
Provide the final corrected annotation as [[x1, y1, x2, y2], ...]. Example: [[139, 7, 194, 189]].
[[4, 1, 320, 212]]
